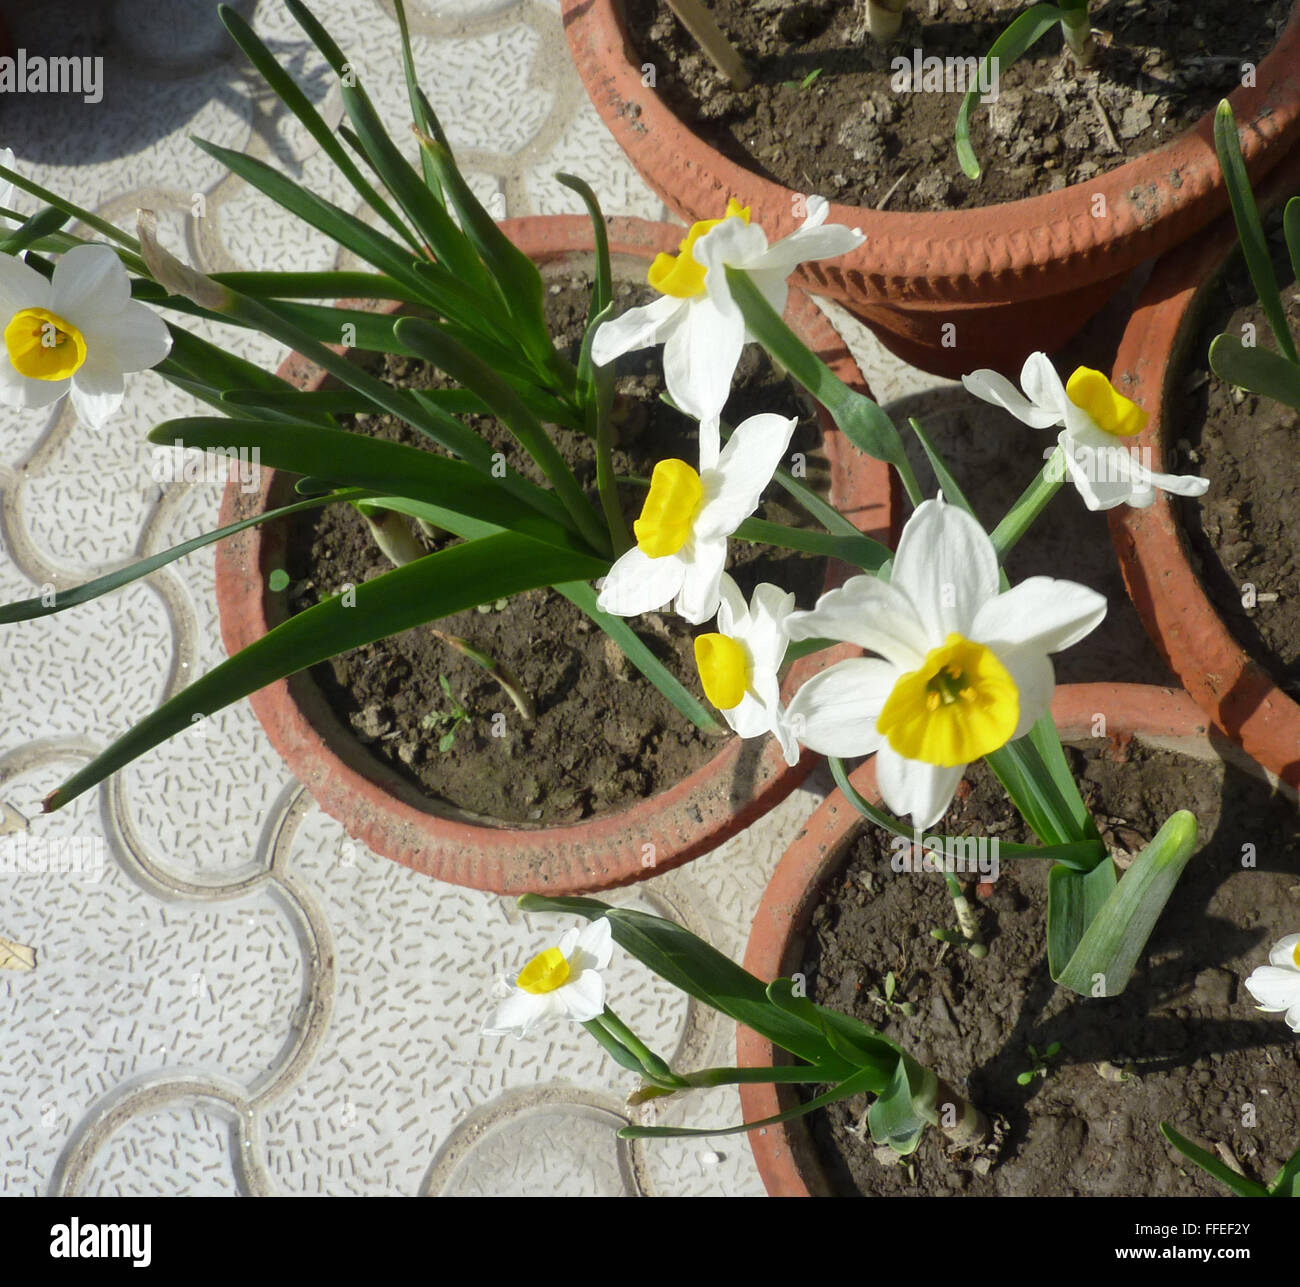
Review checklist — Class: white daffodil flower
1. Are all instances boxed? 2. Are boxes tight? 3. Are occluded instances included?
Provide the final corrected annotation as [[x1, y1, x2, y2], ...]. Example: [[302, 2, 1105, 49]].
[[784, 498, 1107, 829], [0, 242, 171, 429], [961, 351, 1210, 512], [591, 196, 863, 467], [597, 411, 797, 625], [695, 572, 800, 765], [1244, 933, 1300, 1033], [481, 918, 614, 1038]]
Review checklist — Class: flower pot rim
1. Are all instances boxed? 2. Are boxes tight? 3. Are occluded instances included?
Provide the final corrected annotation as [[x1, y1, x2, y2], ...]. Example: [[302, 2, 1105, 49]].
[[561, 0, 1300, 299], [736, 682, 1213, 1198], [1106, 147, 1300, 793], [213, 213, 896, 895]]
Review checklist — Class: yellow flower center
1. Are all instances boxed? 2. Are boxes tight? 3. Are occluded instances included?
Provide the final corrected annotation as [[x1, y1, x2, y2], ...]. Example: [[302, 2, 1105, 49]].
[[1292, 940, 1300, 970], [646, 198, 751, 299], [517, 946, 571, 995], [634, 458, 703, 558], [4, 307, 86, 381], [695, 633, 751, 710], [877, 633, 1019, 768], [1065, 366, 1148, 438]]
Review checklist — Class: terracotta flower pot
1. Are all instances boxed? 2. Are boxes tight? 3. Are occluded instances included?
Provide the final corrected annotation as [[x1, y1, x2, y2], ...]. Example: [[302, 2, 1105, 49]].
[[214, 215, 895, 895], [1107, 146, 1300, 794], [560, 0, 1300, 379], [736, 683, 1210, 1197]]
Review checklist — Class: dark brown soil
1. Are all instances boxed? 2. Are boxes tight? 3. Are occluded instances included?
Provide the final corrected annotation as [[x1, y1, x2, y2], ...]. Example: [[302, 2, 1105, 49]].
[[281, 271, 828, 824], [627, 0, 1289, 211], [802, 741, 1300, 1196], [1177, 226, 1300, 697]]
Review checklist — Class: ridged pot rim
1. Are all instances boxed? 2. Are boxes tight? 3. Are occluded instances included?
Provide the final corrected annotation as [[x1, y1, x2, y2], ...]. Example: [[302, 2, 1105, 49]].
[[560, 0, 1300, 303]]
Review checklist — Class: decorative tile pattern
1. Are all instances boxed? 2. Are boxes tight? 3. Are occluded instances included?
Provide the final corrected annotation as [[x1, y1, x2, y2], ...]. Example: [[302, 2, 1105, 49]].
[[0, 0, 945, 1197]]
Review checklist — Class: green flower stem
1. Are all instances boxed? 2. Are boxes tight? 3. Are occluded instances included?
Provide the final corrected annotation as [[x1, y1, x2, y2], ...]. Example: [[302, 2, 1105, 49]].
[[724, 267, 923, 508], [990, 448, 1064, 558], [594, 386, 631, 555], [597, 1007, 685, 1086], [1059, 0, 1097, 65], [677, 1064, 838, 1087]]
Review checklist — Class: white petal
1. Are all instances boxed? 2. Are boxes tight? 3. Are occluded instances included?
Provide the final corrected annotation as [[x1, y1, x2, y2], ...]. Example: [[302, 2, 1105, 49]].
[[68, 362, 125, 430], [674, 536, 727, 624], [972, 576, 1107, 657], [696, 412, 797, 539], [961, 367, 1062, 429], [697, 413, 722, 472], [743, 581, 795, 674], [785, 657, 894, 757], [662, 294, 744, 427], [575, 916, 614, 970], [0, 251, 51, 324], [891, 499, 999, 639], [715, 570, 747, 636], [1019, 352, 1071, 421], [0, 356, 69, 409], [81, 298, 171, 373], [481, 988, 545, 1038], [596, 546, 685, 617], [1268, 934, 1300, 969], [560, 968, 606, 1023], [784, 574, 927, 671], [773, 708, 802, 767], [695, 215, 770, 274], [742, 221, 865, 280], [875, 743, 964, 830], [50, 243, 131, 325], [1244, 965, 1300, 1013], [728, 690, 773, 740], [996, 646, 1055, 741], [590, 293, 684, 366]]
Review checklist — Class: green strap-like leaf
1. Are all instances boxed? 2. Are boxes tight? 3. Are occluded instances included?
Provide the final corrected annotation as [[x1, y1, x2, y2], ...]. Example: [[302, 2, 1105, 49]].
[[0, 489, 369, 624], [1268, 1141, 1300, 1197], [190, 137, 430, 296], [552, 581, 722, 732], [414, 137, 556, 373], [555, 173, 612, 323], [0, 161, 139, 251], [866, 1052, 939, 1155], [515, 896, 857, 1075], [391, 0, 444, 201], [1160, 1122, 1270, 1198], [1285, 196, 1300, 291], [43, 531, 608, 813], [1214, 99, 1299, 364], [955, 5, 1066, 180], [217, 3, 423, 254], [147, 417, 588, 552], [395, 316, 610, 555], [1209, 334, 1300, 413], [1052, 810, 1199, 997], [725, 269, 918, 501], [0, 205, 71, 257], [733, 516, 891, 572], [618, 1061, 885, 1140]]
